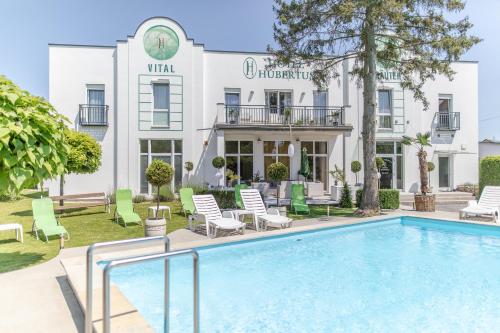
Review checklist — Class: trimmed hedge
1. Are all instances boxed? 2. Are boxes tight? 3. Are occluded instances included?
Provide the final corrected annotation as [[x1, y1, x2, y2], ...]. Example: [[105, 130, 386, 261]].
[[356, 189, 400, 210], [479, 156, 500, 194]]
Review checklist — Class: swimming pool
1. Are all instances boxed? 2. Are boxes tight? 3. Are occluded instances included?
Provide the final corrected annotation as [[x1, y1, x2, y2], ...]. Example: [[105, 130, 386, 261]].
[[105, 217, 500, 332]]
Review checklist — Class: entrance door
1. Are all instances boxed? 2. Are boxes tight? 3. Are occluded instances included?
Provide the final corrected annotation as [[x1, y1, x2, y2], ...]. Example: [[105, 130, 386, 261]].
[[379, 157, 393, 189], [439, 156, 450, 189]]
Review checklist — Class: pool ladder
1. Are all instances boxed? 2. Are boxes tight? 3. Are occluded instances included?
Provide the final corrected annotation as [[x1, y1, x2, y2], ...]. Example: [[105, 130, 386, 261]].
[[85, 236, 200, 333]]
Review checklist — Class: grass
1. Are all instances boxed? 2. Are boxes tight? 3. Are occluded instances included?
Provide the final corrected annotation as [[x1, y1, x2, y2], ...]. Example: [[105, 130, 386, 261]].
[[0, 191, 356, 273]]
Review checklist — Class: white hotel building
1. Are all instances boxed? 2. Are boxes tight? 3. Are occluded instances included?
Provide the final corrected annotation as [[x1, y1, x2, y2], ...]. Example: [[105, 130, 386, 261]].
[[47, 16, 479, 196]]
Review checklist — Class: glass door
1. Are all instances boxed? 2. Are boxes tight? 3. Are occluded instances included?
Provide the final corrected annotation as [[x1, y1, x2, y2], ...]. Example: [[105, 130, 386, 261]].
[[265, 91, 292, 124], [439, 156, 450, 189], [379, 157, 393, 189]]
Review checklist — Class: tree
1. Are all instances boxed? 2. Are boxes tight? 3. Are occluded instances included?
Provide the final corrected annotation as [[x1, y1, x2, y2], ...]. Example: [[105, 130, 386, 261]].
[[339, 182, 353, 208], [402, 132, 432, 194], [0, 75, 69, 197], [60, 129, 102, 203], [270, 0, 479, 215], [145, 160, 174, 219], [427, 161, 435, 187], [184, 161, 194, 180]]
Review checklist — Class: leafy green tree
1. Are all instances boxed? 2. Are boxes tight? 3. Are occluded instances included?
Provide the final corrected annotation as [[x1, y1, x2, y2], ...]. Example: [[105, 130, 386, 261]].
[[0, 75, 69, 196], [59, 129, 102, 202], [270, 0, 479, 215], [267, 161, 289, 206], [351, 160, 362, 184]]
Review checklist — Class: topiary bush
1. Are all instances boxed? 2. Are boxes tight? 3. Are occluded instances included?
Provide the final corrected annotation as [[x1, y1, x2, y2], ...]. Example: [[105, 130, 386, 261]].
[[339, 183, 353, 208], [351, 160, 362, 184], [356, 189, 399, 209], [479, 156, 500, 194], [267, 162, 289, 183], [212, 156, 226, 169], [146, 159, 174, 219], [375, 157, 385, 171]]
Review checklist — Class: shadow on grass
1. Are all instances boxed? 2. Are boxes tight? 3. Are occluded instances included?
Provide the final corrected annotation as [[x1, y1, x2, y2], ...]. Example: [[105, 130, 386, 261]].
[[0, 251, 46, 273], [23, 191, 48, 199]]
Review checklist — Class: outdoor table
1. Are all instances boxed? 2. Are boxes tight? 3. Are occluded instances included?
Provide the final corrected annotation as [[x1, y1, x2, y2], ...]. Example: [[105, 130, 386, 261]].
[[148, 205, 172, 220], [306, 199, 337, 218], [0, 223, 23, 243]]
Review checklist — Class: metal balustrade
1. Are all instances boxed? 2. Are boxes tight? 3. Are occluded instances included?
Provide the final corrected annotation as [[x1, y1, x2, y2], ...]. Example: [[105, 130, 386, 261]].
[[435, 112, 460, 130], [223, 105, 344, 127], [79, 104, 109, 126]]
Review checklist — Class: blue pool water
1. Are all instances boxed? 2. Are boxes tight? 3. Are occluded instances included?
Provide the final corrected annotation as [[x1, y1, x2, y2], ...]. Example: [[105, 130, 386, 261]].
[[104, 217, 500, 332]]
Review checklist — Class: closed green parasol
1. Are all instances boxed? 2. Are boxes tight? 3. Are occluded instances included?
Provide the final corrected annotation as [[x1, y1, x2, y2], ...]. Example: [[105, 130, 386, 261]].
[[299, 147, 311, 179]]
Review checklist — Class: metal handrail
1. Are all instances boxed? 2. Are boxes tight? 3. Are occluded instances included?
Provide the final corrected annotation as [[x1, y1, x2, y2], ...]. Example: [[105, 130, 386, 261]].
[[85, 236, 170, 333], [102, 249, 200, 333]]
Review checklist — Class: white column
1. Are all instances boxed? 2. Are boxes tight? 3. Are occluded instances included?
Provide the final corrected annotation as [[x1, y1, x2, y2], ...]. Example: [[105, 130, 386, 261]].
[[216, 130, 226, 187]]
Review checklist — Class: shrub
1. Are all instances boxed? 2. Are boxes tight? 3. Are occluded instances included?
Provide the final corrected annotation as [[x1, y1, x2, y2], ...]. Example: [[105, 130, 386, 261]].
[[267, 162, 289, 182], [208, 189, 236, 209], [427, 161, 435, 172], [184, 161, 194, 172], [339, 183, 353, 208], [351, 160, 362, 184], [356, 189, 399, 209], [154, 185, 175, 202], [212, 156, 226, 169], [133, 194, 147, 203], [329, 164, 345, 185], [479, 156, 500, 194]]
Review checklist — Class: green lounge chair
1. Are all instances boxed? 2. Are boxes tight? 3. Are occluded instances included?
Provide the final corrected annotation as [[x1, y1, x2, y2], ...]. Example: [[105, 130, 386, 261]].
[[32, 198, 69, 242], [234, 184, 249, 209], [180, 188, 195, 217], [291, 184, 310, 215], [114, 189, 142, 227]]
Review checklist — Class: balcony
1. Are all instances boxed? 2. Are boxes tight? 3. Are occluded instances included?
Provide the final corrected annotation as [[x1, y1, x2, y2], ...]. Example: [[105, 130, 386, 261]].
[[79, 104, 108, 126], [216, 105, 350, 131], [435, 112, 460, 131]]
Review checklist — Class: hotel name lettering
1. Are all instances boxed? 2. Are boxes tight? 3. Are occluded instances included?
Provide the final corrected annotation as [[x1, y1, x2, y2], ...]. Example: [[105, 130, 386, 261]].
[[148, 64, 175, 73], [243, 57, 312, 80]]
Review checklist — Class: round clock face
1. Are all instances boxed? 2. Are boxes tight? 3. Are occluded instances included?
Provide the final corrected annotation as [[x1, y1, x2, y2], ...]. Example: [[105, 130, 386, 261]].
[[143, 25, 179, 60]]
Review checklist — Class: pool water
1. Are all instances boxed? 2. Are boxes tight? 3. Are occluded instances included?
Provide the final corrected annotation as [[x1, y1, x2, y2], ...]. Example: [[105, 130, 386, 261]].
[[105, 217, 500, 332]]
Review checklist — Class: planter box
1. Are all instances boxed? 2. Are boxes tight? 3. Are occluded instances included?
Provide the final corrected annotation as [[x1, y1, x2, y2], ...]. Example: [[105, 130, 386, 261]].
[[330, 185, 343, 201], [306, 182, 324, 198], [414, 194, 436, 212], [145, 218, 166, 237], [251, 182, 270, 196]]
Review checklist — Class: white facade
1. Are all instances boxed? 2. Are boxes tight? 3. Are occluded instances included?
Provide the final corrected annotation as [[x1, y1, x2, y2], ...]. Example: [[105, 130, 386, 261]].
[[47, 16, 479, 196]]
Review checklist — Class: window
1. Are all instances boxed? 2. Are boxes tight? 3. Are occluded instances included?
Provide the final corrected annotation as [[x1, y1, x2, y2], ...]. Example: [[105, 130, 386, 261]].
[[152, 83, 170, 127], [313, 90, 327, 108], [301, 141, 328, 189], [87, 89, 104, 105], [225, 141, 253, 184], [225, 91, 240, 123], [265, 91, 292, 114], [438, 95, 453, 129], [139, 139, 182, 194], [264, 141, 290, 181], [378, 90, 392, 129], [439, 95, 452, 113]]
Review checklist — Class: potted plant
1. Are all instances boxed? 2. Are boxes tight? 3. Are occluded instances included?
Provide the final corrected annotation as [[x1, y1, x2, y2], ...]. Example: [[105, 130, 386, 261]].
[[267, 161, 289, 214], [184, 161, 194, 181], [251, 171, 270, 195], [225, 169, 240, 187], [329, 164, 345, 200], [145, 159, 174, 237], [402, 132, 435, 211], [212, 156, 225, 187], [350, 160, 363, 200], [427, 161, 435, 193]]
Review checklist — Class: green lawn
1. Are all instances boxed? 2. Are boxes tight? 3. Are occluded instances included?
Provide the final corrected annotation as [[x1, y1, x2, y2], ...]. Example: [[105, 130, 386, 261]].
[[0, 191, 355, 273]]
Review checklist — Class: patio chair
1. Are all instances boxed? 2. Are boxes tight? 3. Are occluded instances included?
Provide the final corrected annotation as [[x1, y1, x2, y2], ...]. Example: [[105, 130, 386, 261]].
[[114, 189, 142, 227], [192, 194, 245, 238], [291, 184, 310, 215], [460, 186, 500, 223], [32, 198, 69, 242], [180, 187, 195, 217], [235, 184, 249, 209], [240, 189, 292, 231]]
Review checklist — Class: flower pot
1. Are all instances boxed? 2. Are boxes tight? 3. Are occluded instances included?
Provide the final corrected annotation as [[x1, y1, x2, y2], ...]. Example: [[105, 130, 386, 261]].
[[414, 194, 436, 212], [275, 206, 287, 215], [145, 218, 166, 237]]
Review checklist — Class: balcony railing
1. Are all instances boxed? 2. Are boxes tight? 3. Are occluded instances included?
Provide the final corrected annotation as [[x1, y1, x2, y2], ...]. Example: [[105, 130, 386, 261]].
[[79, 104, 108, 126], [221, 105, 344, 127], [435, 112, 460, 131]]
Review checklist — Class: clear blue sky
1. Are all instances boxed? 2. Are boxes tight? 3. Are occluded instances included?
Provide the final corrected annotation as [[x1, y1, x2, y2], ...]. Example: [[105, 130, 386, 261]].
[[1, 0, 498, 139]]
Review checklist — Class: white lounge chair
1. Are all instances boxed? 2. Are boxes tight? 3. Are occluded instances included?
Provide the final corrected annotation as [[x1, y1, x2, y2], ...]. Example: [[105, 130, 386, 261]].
[[240, 189, 292, 231], [192, 194, 245, 238], [459, 186, 500, 223]]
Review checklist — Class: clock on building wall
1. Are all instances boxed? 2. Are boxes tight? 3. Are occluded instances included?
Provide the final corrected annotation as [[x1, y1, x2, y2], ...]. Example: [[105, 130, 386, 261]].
[[143, 25, 179, 60]]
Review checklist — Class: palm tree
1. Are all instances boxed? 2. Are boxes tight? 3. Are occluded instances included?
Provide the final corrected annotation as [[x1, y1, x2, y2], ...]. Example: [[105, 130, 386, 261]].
[[402, 132, 432, 195]]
